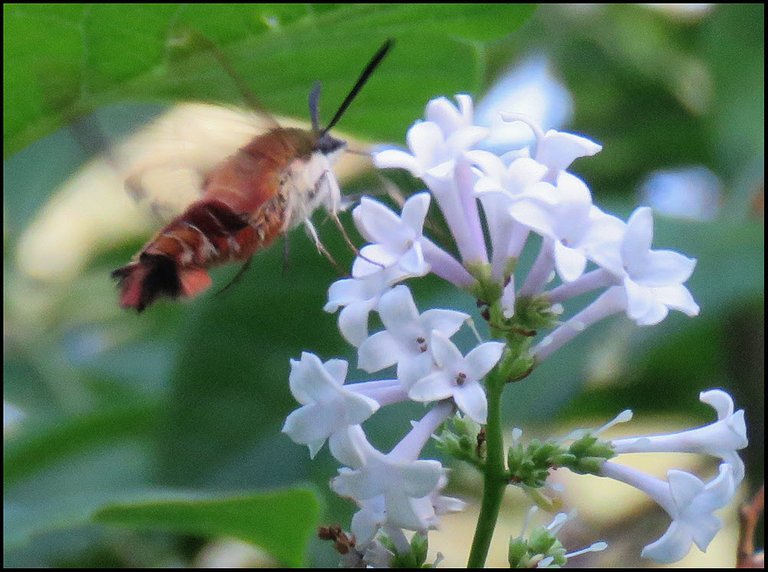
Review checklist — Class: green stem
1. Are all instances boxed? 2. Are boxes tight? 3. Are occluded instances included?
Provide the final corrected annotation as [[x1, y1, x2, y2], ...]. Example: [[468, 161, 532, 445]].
[[467, 366, 507, 567]]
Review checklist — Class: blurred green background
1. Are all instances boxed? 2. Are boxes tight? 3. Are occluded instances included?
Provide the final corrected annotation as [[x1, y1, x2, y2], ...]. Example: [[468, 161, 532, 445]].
[[4, 4, 763, 568]]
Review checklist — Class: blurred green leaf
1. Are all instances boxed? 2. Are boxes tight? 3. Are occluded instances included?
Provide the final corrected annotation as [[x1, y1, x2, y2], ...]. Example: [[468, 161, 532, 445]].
[[4, 4, 535, 156], [94, 488, 322, 567], [4, 402, 159, 486]]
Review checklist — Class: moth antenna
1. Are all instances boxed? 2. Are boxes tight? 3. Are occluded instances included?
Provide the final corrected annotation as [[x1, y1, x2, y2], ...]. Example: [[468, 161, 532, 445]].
[[309, 81, 322, 135], [321, 39, 394, 135]]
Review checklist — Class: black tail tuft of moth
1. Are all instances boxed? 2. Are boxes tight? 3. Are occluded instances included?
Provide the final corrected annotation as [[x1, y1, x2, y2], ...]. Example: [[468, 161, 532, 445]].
[[112, 254, 181, 312]]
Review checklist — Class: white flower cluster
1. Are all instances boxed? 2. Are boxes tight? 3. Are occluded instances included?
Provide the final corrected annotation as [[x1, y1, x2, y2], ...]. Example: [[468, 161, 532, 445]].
[[282, 95, 740, 566]]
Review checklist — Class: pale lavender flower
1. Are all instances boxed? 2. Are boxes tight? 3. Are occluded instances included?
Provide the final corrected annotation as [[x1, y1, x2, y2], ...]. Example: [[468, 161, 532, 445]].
[[374, 96, 489, 265], [357, 285, 469, 389], [611, 389, 747, 482], [352, 193, 431, 277], [509, 176, 626, 286], [373, 95, 488, 181], [599, 462, 737, 563], [331, 403, 456, 538], [409, 331, 505, 423], [533, 207, 700, 360], [499, 113, 602, 183], [282, 353, 380, 458], [324, 265, 413, 346], [613, 206, 700, 325]]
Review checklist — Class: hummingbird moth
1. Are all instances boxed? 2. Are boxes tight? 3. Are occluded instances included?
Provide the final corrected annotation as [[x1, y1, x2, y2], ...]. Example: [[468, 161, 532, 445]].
[[113, 39, 393, 312]]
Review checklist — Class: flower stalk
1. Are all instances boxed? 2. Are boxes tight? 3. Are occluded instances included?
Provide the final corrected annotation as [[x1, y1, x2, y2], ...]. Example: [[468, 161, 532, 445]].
[[467, 362, 508, 568]]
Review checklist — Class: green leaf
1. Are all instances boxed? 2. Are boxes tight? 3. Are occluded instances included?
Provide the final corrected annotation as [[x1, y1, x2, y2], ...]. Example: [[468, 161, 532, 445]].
[[94, 489, 321, 567], [5, 4, 536, 156], [3, 403, 159, 486]]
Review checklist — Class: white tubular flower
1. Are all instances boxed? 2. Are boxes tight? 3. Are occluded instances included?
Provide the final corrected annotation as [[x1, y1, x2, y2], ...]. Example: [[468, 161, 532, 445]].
[[358, 285, 469, 389], [533, 209, 700, 359], [352, 194, 431, 277], [426, 94, 475, 135], [509, 175, 626, 285], [426, 157, 489, 265], [282, 353, 380, 458], [374, 95, 489, 266], [374, 94, 488, 180], [614, 206, 700, 326], [611, 389, 747, 482], [532, 287, 627, 362], [500, 112, 602, 183], [599, 462, 737, 564], [409, 331, 505, 424], [473, 152, 546, 280], [331, 404, 455, 538], [324, 265, 413, 346]]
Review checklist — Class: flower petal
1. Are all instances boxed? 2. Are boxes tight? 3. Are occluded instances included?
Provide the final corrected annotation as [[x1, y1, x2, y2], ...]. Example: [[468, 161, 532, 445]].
[[622, 207, 655, 262], [355, 197, 407, 243], [636, 250, 697, 286], [420, 308, 469, 338], [358, 331, 399, 372], [641, 521, 693, 564], [428, 330, 464, 369], [373, 149, 423, 175], [400, 193, 431, 235], [408, 371, 453, 402], [465, 342, 505, 378], [651, 284, 700, 317], [339, 301, 375, 346], [554, 240, 587, 282], [407, 121, 445, 166], [378, 285, 420, 336], [453, 383, 488, 424], [535, 130, 602, 172]]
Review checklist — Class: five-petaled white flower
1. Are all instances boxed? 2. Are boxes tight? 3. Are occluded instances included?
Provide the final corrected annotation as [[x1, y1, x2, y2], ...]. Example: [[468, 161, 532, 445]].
[[352, 193, 432, 277], [373, 95, 488, 182], [357, 285, 469, 389], [613, 206, 700, 326], [409, 331, 505, 423], [600, 462, 737, 563], [282, 353, 379, 458]]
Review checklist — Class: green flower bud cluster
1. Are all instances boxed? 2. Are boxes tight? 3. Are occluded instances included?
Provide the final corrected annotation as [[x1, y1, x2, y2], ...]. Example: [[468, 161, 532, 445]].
[[508, 525, 567, 568], [434, 413, 485, 470], [564, 433, 616, 475], [507, 433, 615, 488], [438, 413, 615, 487]]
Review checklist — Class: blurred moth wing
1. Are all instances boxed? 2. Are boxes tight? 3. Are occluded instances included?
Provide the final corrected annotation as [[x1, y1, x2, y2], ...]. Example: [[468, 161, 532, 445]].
[[114, 103, 369, 224]]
